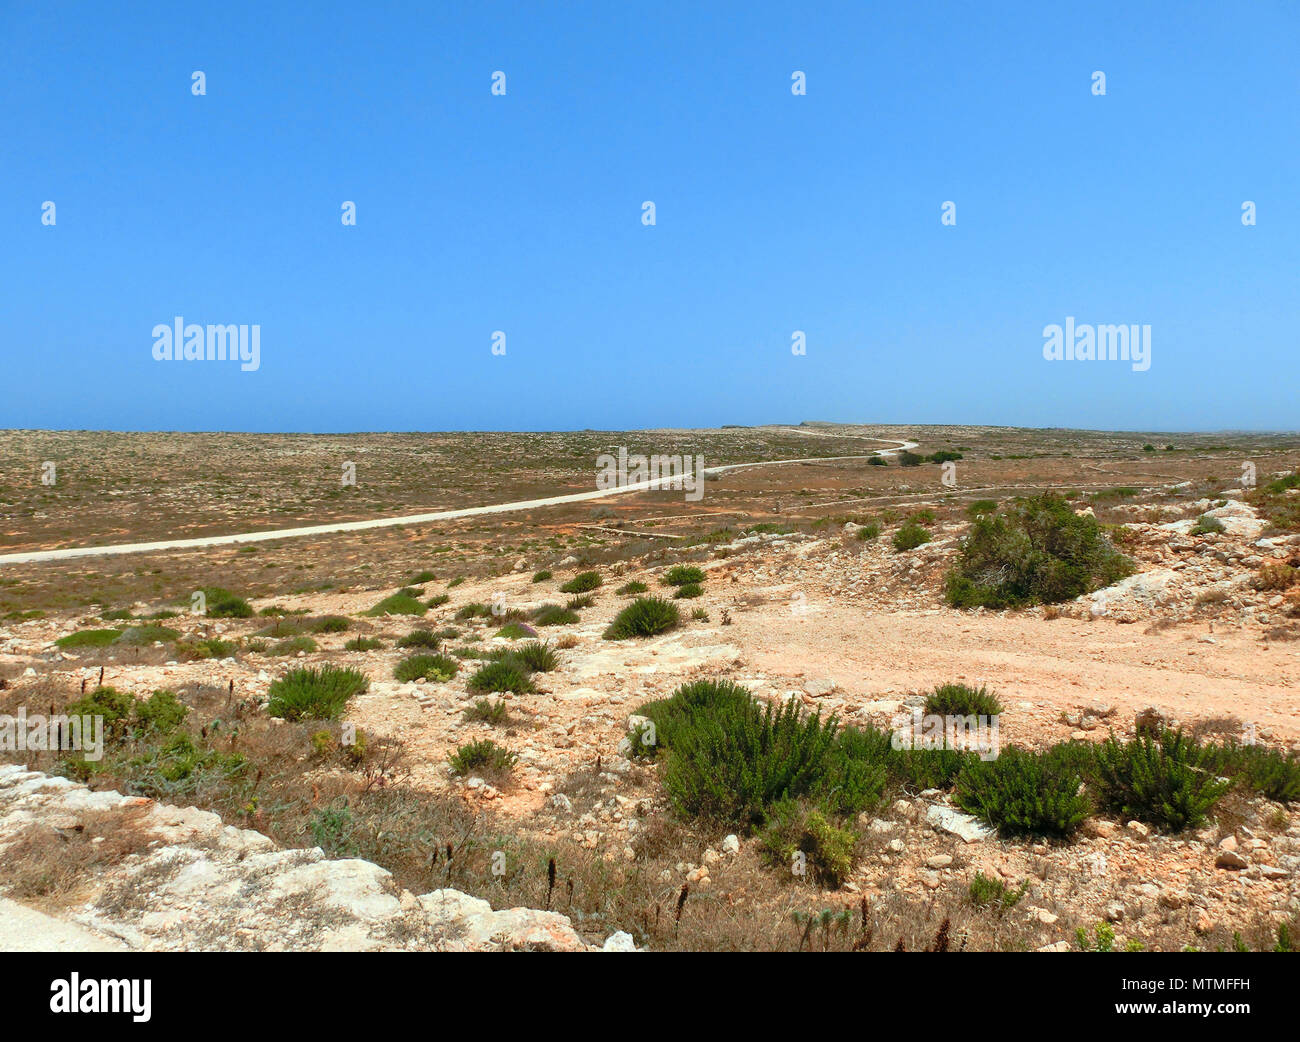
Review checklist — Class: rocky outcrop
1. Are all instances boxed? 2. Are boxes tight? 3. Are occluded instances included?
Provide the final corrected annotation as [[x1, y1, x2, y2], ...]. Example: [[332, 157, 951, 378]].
[[0, 765, 607, 952]]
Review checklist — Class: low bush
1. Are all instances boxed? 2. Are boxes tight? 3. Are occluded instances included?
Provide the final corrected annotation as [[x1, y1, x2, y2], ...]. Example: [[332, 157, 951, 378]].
[[55, 629, 123, 649], [344, 636, 384, 651], [559, 571, 602, 594], [532, 604, 579, 626], [924, 682, 1003, 718], [662, 565, 705, 587], [467, 659, 535, 695], [393, 654, 458, 683], [365, 593, 426, 617], [955, 747, 1091, 837], [759, 800, 859, 887], [448, 739, 517, 776], [202, 587, 254, 618], [603, 597, 680, 640], [531, 570, 552, 583], [266, 666, 370, 721], [397, 629, 440, 649], [1093, 730, 1230, 831], [855, 522, 881, 541], [673, 582, 704, 599], [892, 522, 931, 551], [616, 581, 648, 595], [462, 699, 510, 725], [1192, 514, 1225, 535], [945, 493, 1134, 608]]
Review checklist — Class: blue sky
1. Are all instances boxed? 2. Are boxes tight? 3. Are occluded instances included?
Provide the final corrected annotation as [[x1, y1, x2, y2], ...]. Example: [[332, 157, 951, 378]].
[[3, 1, 1296, 433]]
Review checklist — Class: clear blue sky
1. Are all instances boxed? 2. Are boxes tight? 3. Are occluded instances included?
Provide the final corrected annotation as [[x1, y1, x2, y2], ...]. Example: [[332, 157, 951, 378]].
[[3, 1, 1296, 433]]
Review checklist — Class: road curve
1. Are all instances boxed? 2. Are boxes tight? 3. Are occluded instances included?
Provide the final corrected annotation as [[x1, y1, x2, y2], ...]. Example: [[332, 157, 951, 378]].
[[0, 432, 918, 566]]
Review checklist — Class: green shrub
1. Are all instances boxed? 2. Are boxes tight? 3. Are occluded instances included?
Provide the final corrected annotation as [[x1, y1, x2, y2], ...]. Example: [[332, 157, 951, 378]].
[[510, 641, 558, 672], [494, 621, 536, 640], [133, 690, 188, 736], [463, 698, 510, 725], [266, 665, 370, 721], [269, 636, 317, 656], [926, 450, 963, 464], [661, 698, 841, 825], [408, 570, 438, 585], [1093, 731, 1230, 831], [867, 456, 888, 466], [968, 871, 1028, 910], [449, 739, 517, 775], [393, 653, 458, 683], [1204, 742, 1300, 804], [662, 565, 705, 587], [467, 660, 535, 695], [966, 499, 997, 520], [945, 493, 1134, 608], [759, 800, 859, 887], [310, 615, 351, 634], [202, 587, 254, 618], [855, 522, 881, 541], [365, 592, 426, 617], [616, 581, 649, 595], [898, 451, 923, 467], [565, 594, 595, 610], [397, 629, 440, 649], [603, 597, 680, 640], [66, 686, 136, 741], [55, 629, 123, 649], [455, 603, 492, 620], [343, 636, 384, 651], [425, 594, 450, 608], [924, 682, 1003, 718], [892, 522, 931, 551], [532, 604, 580, 626], [1192, 514, 1225, 535], [559, 571, 602, 594], [174, 637, 237, 661], [955, 747, 1091, 837], [531, 570, 552, 583], [673, 582, 704, 599], [886, 747, 975, 790], [115, 624, 182, 646]]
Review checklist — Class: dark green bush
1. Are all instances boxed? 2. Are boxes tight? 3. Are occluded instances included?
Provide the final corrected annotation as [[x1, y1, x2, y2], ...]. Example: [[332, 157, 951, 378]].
[[462, 698, 510, 725], [673, 582, 704, 599], [559, 571, 602, 594], [1205, 742, 1300, 804], [924, 682, 1003, 718], [202, 587, 253, 618], [55, 628, 123, 648], [531, 569, 552, 583], [397, 629, 440, 649], [603, 596, 680, 640], [1093, 730, 1229, 831], [892, 522, 931, 551], [532, 604, 579, 626], [344, 636, 384, 651], [945, 493, 1134, 608], [266, 666, 369, 721], [449, 739, 517, 775], [616, 581, 648, 595], [661, 699, 841, 826], [467, 659, 535, 695], [310, 615, 351, 634], [365, 592, 426, 617], [508, 641, 558, 672], [956, 746, 1091, 837], [393, 653, 458, 683], [662, 565, 705, 586]]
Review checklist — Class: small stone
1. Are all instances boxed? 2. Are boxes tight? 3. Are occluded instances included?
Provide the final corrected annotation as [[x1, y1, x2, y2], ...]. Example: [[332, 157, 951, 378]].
[[925, 854, 954, 869], [1215, 849, 1249, 870]]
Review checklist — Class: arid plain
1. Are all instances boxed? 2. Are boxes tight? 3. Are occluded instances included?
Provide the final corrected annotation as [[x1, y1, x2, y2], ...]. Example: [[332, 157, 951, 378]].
[[2, 423, 1298, 952]]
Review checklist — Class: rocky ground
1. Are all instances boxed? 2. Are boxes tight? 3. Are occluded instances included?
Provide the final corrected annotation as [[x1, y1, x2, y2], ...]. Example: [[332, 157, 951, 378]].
[[1, 486, 1298, 951]]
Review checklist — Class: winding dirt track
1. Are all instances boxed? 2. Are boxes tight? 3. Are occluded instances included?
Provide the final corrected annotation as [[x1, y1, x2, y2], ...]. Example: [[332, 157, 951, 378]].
[[0, 432, 917, 566]]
